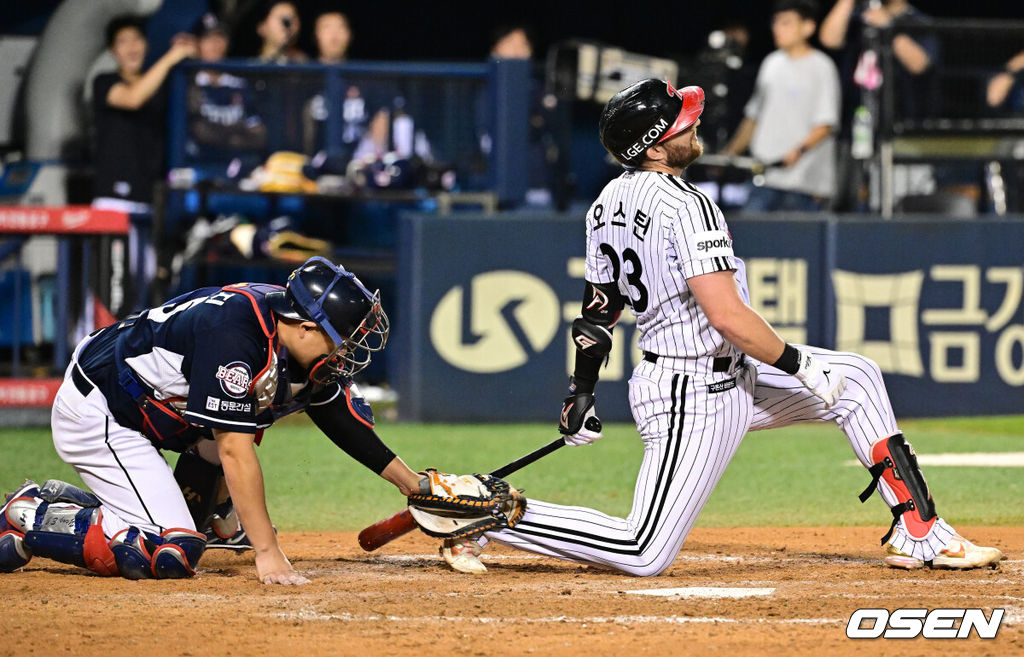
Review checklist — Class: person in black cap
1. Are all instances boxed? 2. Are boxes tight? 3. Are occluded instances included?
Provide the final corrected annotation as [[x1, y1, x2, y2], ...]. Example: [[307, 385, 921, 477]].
[[193, 12, 230, 62]]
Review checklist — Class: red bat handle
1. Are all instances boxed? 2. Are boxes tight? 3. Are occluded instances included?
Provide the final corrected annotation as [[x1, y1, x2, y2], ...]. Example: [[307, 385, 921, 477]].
[[357, 508, 417, 551], [357, 435, 575, 552]]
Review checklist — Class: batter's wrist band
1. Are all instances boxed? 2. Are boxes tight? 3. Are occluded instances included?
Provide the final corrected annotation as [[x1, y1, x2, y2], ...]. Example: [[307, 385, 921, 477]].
[[772, 343, 801, 375]]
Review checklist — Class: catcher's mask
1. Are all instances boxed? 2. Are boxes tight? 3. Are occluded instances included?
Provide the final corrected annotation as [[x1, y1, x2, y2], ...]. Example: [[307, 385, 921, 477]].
[[267, 256, 389, 384], [599, 79, 705, 167]]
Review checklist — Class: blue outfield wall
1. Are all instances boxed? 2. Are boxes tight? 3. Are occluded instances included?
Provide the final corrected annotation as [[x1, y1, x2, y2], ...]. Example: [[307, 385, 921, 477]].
[[395, 212, 1024, 421]]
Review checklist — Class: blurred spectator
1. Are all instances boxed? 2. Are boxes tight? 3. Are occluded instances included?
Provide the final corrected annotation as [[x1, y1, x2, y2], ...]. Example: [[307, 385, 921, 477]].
[[186, 13, 267, 160], [92, 15, 195, 207], [477, 23, 565, 207], [724, 0, 840, 212], [490, 25, 533, 60], [701, 22, 756, 151], [257, 1, 307, 63], [300, 10, 394, 164], [91, 15, 195, 316], [987, 50, 1024, 111], [194, 12, 230, 63], [821, 0, 941, 211], [315, 10, 352, 63], [820, 0, 938, 125]]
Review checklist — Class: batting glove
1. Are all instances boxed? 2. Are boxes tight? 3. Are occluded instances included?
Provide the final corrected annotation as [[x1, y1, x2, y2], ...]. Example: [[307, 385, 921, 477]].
[[559, 392, 604, 446], [793, 350, 847, 409]]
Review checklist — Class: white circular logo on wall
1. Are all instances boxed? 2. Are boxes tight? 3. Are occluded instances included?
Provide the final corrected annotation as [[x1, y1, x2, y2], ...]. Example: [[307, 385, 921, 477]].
[[430, 270, 560, 373]]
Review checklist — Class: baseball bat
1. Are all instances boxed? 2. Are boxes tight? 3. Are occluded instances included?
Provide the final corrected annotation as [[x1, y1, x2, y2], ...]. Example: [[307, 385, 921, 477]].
[[356, 418, 600, 551]]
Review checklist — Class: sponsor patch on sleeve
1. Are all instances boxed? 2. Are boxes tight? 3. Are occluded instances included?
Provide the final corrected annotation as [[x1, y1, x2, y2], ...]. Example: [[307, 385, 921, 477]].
[[688, 230, 734, 259], [216, 361, 252, 399]]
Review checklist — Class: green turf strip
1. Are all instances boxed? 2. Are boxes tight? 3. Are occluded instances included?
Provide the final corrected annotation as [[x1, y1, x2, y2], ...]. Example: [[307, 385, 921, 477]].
[[2, 415, 1021, 531]]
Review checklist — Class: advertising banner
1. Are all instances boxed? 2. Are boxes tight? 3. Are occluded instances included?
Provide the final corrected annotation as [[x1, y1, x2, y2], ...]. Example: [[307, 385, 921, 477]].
[[396, 213, 1023, 420]]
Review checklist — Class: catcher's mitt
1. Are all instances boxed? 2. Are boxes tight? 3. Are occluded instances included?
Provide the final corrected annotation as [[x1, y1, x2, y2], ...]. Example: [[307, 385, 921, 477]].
[[407, 470, 526, 539]]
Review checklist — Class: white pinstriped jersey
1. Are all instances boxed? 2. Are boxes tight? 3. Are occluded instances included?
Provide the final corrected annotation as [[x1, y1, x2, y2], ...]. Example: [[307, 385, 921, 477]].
[[584, 170, 745, 375]]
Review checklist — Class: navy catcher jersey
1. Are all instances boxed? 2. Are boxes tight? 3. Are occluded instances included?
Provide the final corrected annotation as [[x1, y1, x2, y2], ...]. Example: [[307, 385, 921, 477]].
[[77, 283, 345, 436]]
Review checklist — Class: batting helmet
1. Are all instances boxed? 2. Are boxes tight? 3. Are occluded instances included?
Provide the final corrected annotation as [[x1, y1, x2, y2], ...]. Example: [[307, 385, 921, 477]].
[[267, 256, 389, 383], [599, 79, 705, 167]]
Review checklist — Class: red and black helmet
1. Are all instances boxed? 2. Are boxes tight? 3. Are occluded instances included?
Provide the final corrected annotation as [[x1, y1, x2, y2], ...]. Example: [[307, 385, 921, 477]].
[[599, 79, 705, 167]]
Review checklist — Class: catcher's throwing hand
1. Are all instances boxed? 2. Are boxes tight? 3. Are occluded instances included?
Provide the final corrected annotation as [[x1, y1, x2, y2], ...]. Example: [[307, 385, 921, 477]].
[[559, 392, 604, 446], [255, 548, 310, 585], [794, 350, 847, 409]]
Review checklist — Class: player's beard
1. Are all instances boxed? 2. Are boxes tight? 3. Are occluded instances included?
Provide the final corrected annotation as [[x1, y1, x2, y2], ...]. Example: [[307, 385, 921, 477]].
[[666, 135, 703, 170]]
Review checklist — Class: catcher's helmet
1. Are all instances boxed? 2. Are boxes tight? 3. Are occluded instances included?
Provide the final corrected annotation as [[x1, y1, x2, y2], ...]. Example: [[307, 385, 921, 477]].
[[266, 256, 389, 383], [599, 79, 705, 167]]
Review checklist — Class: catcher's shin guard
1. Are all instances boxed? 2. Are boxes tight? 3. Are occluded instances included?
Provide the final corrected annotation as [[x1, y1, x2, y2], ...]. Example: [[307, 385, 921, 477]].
[[110, 527, 206, 579], [6, 479, 118, 576], [0, 530, 31, 572], [859, 434, 937, 544]]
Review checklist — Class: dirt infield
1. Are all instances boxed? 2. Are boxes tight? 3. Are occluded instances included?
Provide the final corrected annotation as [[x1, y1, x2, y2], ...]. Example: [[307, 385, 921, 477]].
[[2, 526, 1020, 657]]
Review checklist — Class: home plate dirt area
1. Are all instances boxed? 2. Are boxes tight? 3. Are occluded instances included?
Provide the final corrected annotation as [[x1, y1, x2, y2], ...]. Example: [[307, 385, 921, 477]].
[[3, 527, 1021, 657]]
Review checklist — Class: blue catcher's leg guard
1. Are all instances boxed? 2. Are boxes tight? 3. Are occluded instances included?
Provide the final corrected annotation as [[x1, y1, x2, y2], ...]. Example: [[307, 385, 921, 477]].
[[110, 526, 207, 579], [153, 529, 207, 578], [5, 479, 118, 576]]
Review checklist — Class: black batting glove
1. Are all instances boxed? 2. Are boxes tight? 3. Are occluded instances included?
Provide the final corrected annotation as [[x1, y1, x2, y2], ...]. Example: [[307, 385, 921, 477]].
[[559, 392, 603, 446]]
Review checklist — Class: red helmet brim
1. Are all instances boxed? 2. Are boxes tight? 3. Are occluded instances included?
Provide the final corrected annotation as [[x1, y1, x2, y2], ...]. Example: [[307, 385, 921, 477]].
[[657, 85, 705, 144]]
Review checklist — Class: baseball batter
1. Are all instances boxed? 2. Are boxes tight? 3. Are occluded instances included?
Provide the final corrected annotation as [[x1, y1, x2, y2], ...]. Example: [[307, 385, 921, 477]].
[[0, 257, 482, 583], [454, 79, 1003, 575]]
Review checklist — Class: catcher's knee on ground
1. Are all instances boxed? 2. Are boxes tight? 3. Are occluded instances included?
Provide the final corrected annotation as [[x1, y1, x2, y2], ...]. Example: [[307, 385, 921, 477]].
[[1, 479, 205, 578]]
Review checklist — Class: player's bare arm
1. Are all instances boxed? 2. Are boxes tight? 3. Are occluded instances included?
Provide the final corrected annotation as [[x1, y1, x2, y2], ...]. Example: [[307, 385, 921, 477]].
[[689, 269, 847, 408], [214, 429, 309, 585], [688, 270, 787, 363]]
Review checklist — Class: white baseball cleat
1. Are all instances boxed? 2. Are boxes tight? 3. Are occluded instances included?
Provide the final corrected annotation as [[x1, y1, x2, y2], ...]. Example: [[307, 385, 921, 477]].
[[440, 538, 486, 574], [885, 535, 1003, 570]]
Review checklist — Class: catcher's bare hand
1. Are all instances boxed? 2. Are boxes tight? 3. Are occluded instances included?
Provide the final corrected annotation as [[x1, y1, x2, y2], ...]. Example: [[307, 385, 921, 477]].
[[255, 547, 310, 585]]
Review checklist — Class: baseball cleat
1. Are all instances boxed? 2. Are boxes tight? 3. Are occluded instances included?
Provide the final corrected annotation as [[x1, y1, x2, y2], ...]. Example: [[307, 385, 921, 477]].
[[440, 538, 486, 574], [885, 535, 1003, 570], [202, 501, 253, 551]]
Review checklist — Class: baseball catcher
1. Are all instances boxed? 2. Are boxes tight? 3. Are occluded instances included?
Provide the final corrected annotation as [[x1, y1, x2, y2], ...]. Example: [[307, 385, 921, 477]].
[[0, 257, 499, 583]]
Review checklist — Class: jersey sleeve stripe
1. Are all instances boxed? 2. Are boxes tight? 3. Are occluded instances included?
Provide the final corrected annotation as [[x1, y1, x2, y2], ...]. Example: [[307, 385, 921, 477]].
[[183, 410, 260, 429]]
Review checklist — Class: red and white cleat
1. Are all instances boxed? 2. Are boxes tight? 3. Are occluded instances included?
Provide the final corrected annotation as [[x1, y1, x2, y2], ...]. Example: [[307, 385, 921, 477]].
[[440, 538, 486, 574], [885, 535, 1003, 570]]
